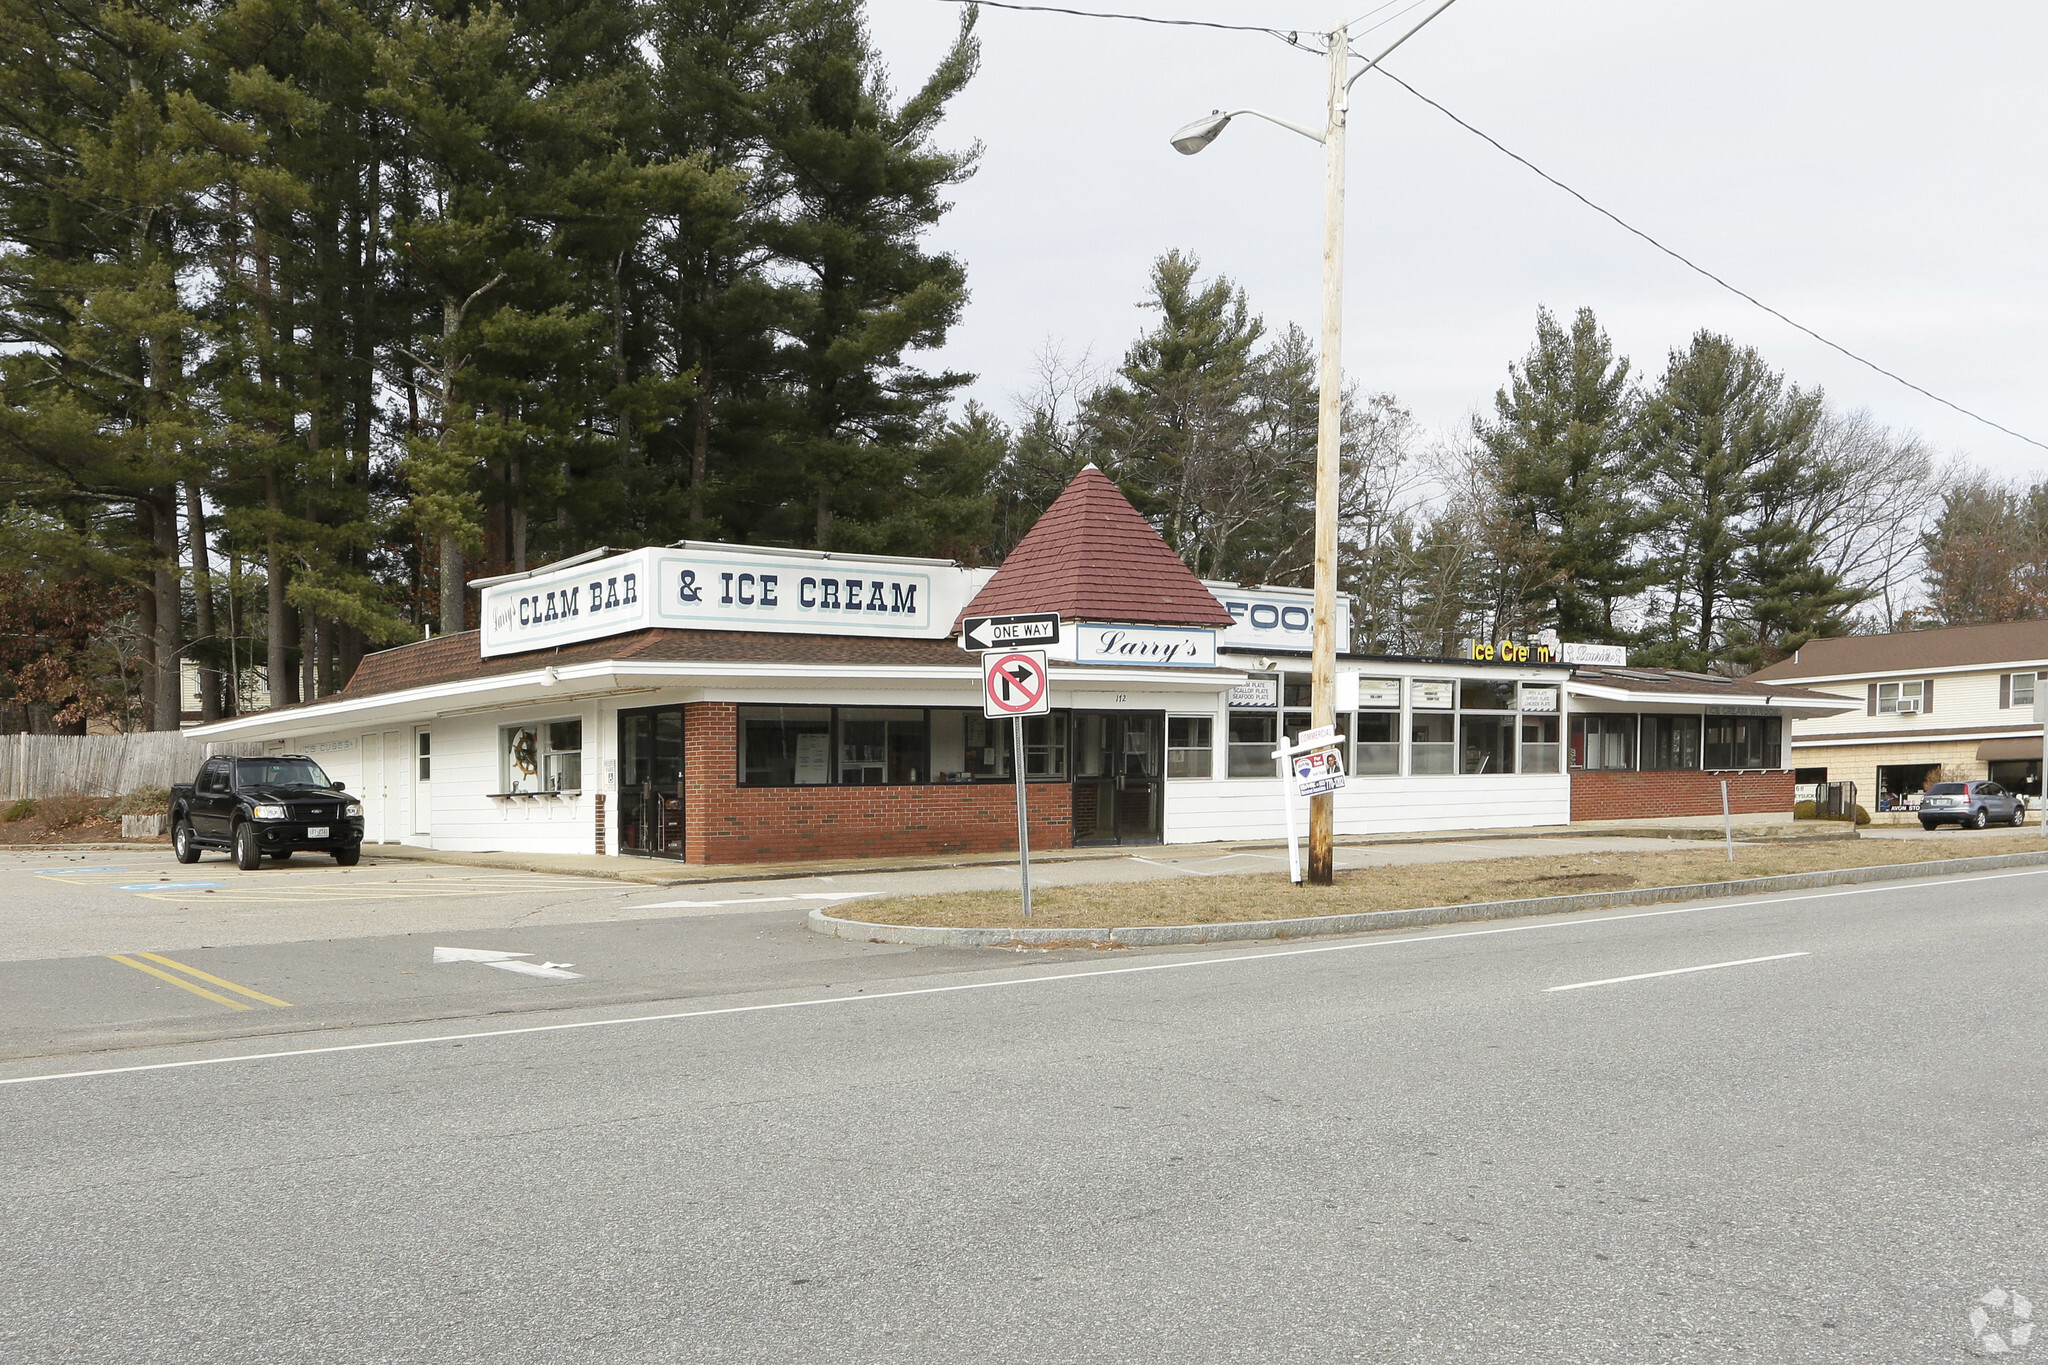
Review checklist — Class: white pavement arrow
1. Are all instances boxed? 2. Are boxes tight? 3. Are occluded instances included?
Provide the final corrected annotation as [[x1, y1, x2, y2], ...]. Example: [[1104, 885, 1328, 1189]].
[[433, 946, 582, 980]]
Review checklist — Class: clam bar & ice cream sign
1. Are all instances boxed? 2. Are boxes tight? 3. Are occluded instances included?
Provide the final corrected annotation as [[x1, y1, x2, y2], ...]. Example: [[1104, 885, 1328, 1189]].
[[480, 545, 971, 657], [1073, 624, 1218, 668]]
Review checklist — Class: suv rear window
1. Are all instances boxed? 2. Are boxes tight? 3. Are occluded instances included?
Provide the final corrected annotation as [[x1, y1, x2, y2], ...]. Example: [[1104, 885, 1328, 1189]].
[[1928, 782, 1968, 794]]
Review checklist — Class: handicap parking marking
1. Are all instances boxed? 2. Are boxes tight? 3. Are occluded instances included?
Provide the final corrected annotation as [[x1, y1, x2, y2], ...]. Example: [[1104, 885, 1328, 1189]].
[[124, 870, 608, 904]]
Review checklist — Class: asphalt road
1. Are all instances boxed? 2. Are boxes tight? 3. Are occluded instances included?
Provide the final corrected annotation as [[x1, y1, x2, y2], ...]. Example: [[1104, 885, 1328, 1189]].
[[3, 861, 2045, 1362]]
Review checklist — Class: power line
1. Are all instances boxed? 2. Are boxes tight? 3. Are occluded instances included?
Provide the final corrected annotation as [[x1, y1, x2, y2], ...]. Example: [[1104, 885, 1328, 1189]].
[[1353, 0, 1433, 40], [929, 0, 1293, 40], [928, 0, 2047, 454], [1368, 67, 2048, 455]]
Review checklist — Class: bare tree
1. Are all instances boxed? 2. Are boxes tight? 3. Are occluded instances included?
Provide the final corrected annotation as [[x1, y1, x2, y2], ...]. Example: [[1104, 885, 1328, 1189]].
[[1795, 407, 1943, 632]]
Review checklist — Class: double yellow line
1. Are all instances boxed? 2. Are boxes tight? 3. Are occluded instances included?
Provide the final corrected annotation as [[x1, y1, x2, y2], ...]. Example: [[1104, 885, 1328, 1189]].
[[107, 952, 292, 1011]]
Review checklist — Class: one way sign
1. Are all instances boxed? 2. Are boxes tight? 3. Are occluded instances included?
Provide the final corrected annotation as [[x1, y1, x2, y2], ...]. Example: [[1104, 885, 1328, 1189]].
[[960, 612, 1060, 651]]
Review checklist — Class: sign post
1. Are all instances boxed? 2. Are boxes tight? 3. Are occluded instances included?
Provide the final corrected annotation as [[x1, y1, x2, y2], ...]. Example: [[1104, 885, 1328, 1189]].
[[2038, 692, 2047, 834], [1274, 726, 1346, 886], [984, 648, 1051, 918]]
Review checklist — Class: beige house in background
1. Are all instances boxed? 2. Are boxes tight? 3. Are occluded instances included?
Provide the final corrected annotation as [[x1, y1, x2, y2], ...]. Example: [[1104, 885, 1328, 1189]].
[[1746, 621, 2048, 809]]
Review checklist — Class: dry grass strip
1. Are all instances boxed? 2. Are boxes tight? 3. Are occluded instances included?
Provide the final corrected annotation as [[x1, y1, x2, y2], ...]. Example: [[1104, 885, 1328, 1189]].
[[844, 836, 2021, 931]]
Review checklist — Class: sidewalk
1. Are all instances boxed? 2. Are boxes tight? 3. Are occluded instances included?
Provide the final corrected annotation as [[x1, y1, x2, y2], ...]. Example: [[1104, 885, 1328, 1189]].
[[354, 812, 1835, 887]]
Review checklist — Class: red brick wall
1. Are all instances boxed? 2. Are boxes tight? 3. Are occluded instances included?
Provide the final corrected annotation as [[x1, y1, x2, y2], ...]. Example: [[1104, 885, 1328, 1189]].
[[681, 701, 1075, 864], [1571, 769, 1794, 822]]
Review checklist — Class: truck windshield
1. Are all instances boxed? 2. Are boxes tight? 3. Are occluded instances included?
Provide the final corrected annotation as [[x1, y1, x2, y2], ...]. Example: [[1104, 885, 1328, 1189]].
[[236, 758, 333, 789]]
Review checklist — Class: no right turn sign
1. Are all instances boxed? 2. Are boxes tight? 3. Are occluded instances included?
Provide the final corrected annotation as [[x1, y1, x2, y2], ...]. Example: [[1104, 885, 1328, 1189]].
[[983, 650, 1050, 718]]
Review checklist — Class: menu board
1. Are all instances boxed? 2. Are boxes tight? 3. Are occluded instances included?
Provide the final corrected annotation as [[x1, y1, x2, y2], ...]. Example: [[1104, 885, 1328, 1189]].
[[1228, 679, 1278, 707], [1411, 680, 1456, 710], [1354, 677, 1400, 708], [794, 733, 831, 784]]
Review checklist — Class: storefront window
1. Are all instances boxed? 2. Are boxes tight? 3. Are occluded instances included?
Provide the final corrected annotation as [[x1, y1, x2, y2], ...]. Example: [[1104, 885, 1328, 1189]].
[[1569, 715, 1636, 771], [1459, 681, 1516, 775], [1410, 712, 1455, 775], [1642, 715, 1702, 771], [1167, 716, 1214, 779], [838, 709, 928, 785], [1021, 713, 1068, 779], [740, 706, 1065, 786], [1704, 714, 1782, 770], [740, 706, 833, 785], [1461, 715, 1515, 774], [1411, 680, 1455, 775], [1521, 716, 1561, 774], [500, 718, 584, 792], [1460, 680, 1516, 712], [545, 720, 583, 791], [1227, 711, 1277, 777], [943, 711, 1067, 782], [1353, 710, 1399, 776]]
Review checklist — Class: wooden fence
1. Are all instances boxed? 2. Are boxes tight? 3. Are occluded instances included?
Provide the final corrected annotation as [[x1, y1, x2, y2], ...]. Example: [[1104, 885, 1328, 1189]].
[[0, 733, 268, 800]]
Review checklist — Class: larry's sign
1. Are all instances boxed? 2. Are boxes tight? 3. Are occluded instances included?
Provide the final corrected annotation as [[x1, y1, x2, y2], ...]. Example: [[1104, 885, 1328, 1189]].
[[1073, 624, 1218, 668]]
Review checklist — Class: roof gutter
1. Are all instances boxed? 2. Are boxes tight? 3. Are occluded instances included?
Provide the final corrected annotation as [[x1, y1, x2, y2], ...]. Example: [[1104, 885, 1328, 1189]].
[[188, 658, 1250, 740]]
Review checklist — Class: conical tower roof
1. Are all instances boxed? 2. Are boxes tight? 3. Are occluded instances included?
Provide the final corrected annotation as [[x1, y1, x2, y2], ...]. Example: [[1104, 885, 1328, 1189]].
[[955, 467, 1234, 629]]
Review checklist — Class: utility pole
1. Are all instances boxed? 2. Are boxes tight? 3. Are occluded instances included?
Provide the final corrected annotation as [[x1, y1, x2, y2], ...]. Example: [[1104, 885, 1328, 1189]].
[[1306, 23, 1349, 886], [1169, 1, 1461, 889]]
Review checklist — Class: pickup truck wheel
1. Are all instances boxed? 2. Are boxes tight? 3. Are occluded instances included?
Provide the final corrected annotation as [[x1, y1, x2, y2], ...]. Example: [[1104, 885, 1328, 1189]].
[[232, 821, 263, 871], [172, 819, 201, 864], [333, 843, 362, 867]]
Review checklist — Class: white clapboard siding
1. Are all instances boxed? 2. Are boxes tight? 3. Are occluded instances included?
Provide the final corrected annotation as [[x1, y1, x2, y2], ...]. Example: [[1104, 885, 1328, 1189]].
[[1165, 774, 1571, 844]]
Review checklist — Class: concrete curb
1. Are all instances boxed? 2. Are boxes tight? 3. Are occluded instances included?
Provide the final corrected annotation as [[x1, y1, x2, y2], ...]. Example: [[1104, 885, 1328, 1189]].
[[808, 847, 2048, 949]]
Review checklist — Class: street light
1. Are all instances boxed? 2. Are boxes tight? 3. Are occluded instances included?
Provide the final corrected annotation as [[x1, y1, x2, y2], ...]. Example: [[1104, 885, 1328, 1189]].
[[1172, 2, 1460, 887]]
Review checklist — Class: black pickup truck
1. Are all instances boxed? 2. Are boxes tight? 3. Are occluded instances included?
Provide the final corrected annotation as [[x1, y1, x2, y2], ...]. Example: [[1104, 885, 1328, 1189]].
[[169, 754, 364, 870]]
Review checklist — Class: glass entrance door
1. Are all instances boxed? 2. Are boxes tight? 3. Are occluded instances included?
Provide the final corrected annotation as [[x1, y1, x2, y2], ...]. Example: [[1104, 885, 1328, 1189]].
[[619, 707, 685, 858], [1072, 711, 1163, 845]]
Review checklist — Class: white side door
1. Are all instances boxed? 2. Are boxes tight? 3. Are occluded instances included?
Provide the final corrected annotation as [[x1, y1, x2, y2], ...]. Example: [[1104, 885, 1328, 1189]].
[[358, 732, 384, 842], [381, 729, 404, 841], [412, 728, 433, 835]]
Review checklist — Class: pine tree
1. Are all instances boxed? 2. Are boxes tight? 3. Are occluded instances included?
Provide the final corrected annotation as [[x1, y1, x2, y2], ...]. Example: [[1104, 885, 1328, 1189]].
[[0, 0, 216, 727], [1636, 330, 1824, 671], [745, 0, 980, 549], [1475, 306, 1644, 640]]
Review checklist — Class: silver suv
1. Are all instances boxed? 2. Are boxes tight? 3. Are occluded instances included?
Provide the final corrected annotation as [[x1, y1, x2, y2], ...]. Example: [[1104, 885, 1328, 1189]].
[[1919, 780, 2025, 830]]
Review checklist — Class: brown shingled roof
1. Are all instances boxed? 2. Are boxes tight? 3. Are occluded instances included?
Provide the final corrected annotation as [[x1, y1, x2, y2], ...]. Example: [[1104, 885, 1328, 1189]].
[[1746, 620, 2048, 681], [342, 628, 976, 700], [1570, 665, 1844, 704], [955, 466, 1235, 629]]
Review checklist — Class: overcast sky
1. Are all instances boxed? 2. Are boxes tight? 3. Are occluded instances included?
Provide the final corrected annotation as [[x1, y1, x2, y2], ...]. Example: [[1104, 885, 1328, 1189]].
[[864, 0, 2048, 480]]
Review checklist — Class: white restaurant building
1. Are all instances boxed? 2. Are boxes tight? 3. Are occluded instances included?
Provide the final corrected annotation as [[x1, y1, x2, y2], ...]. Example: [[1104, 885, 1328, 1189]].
[[192, 470, 1846, 863]]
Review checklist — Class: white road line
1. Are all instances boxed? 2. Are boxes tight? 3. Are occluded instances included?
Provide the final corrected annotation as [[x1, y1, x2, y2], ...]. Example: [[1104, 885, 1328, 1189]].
[[1545, 951, 1810, 993], [4, 864, 2046, 1089]]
